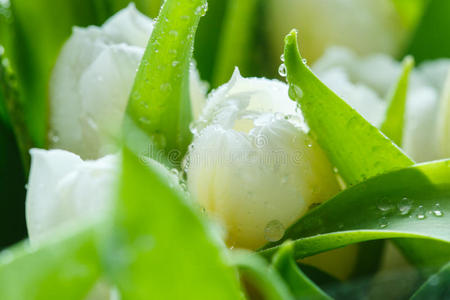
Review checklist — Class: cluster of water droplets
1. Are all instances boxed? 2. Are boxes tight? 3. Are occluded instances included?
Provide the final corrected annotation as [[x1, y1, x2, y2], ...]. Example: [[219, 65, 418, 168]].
[[375, 196, 444, 228]]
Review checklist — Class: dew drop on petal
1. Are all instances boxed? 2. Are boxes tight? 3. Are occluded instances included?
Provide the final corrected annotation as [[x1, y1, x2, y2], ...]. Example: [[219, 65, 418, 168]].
[[264, 220, 285, 242]]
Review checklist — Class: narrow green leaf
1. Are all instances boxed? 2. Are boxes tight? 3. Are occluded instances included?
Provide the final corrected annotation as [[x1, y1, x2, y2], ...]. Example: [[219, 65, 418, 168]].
[[272, 242, 332, 300], [380, 56, 414, 145], [0, 48, 33, 172], [405, 0, 450, 62], [284, 30, 414, 186], [125, 0, 207, 165], [411, 261, 450, 300], [260, 159, 450, 269], [0, 226, 101, 300], [103, 148, 243, 299], [212, 0, 259, 87], [232, 251, 294, 300]]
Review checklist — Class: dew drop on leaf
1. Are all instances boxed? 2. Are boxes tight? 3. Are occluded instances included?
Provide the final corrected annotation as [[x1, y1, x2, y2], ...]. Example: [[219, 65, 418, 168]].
[[431, 203, 444, 217], [415, 205, 426, 220], [280, 53, 285, 62], [264, 220, 285, 242], [376, 196, 394, 212], [378, 216, 389, 228], [397, 197, 413, 215], [278, 63, 287, 77], [289, 83, 304, 100]]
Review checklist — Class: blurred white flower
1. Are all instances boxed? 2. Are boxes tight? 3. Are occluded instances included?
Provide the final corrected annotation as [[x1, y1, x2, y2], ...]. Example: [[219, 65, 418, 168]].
[[185, 69, 341, 249], [49, 4, 207, 159], [26, 149, 118, 244], [313, 47, 450, 162], [267, 0, 409, 62]]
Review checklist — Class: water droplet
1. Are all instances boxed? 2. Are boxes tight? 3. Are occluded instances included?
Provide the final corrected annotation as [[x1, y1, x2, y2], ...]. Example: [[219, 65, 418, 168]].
[[332, 167, 339, 174], [280, 54, 285, 62], [397, 197, 413, 215], [288, 83, 304, 100], [377, 197, 394, 212], [378, 216, 389, 228], [302, 58, 308, 65], [278, 64, 287, 77], [169, 30, 178, 37], [195, 2, 208, 16], [264, 220, 285, 242], [172, 61, 179, 67], [415, 205, 426, 220], [431, 203, 443, 217], [139, 117, 150, 125]]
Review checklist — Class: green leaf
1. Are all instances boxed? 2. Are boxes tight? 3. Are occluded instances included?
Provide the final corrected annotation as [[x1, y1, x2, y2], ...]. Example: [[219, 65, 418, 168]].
[[232, 251, 294, 300], [0, 48, 33, 172], [125, 0, 207, 165], [259, 159, 450, 269], [212, 0, 259, 87], [0, 226, 101, 300], [103, 148, 243, 299], [380, 56, 414, 146], [411, 261, 450, 300], [405, 0, 450, 62], [272, 242, 332, 300], [194, 0, 229, 84], [391, 0, 428, 29], [283, 29, 414, 187]]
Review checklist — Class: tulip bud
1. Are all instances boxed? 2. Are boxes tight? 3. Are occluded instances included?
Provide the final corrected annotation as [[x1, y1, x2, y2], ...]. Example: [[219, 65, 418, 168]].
[[185, 69, 341, 249], [49, 4, 207, 159], [266, 0, 409, 62], [26, 149, 118, 244], [313, 47, 450, 162]]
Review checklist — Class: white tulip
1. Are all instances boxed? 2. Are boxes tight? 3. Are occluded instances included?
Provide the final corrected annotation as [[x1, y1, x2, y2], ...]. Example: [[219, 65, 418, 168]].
[[266, 0, 409, 62], [185, 69, 341, 249], [25, 149, 118, 244], [312, 47, 450, 162], [49, 4, 207, 160]]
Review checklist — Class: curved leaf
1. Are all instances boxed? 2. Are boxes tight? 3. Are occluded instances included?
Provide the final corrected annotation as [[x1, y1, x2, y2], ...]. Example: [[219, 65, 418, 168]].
[[124, 0, 207, 165], [283, 29, 414, 187], [103, 148, 243, 299], [411, 261, 450, 299], [272, 242, 332, 300], [260, 160, 450, 267], [0, 226, 102, 300], [380, 56, 414, 146], [232, 250, 294, 300]]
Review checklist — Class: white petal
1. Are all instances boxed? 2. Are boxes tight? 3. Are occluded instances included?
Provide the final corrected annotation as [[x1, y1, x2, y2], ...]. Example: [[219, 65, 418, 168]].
[[26, 149, 118, 244]]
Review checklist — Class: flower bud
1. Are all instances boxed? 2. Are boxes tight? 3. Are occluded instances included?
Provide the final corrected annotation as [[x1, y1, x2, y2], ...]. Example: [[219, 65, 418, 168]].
[[49, 4, 207, 159], [26, 149, 118, 244], [185, 69, 341, 249], [267, 0, 409, 62], [313, 47, 450, 162]]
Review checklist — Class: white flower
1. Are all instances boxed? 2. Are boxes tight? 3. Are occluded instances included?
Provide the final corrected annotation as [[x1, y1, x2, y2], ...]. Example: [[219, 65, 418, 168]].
[[185, 69, 341, 249], [49, 4, 207, 160], [26, 149, 118, 244], [313, 47, 450, 162], [266, 0, 409, 62]]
